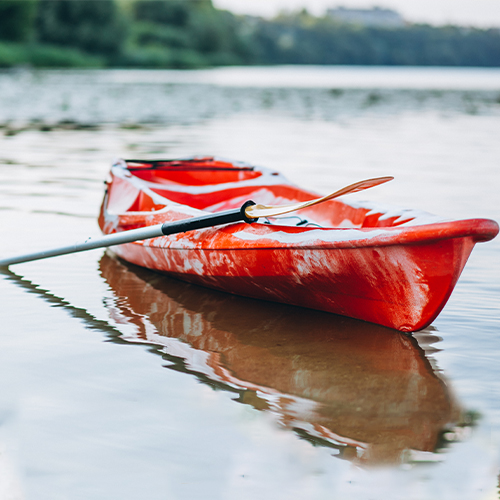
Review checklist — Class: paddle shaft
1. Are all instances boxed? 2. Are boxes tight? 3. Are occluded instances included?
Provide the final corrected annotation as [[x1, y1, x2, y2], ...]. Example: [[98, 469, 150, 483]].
[[0, 175, 393, 267], [0, 201, 257, 267]]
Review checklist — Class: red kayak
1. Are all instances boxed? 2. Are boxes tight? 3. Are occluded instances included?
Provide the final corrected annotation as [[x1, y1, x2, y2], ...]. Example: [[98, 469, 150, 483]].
[[99, 156, 498, 332]]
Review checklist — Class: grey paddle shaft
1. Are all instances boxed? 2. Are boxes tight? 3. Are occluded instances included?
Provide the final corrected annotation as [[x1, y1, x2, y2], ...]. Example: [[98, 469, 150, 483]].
[[0, 174, 394, 267], [0, 224, 164, 267], [0, 201, 257, 267]]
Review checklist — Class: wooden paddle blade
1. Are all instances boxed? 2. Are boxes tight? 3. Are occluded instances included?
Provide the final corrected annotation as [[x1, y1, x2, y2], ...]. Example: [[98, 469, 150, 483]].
[[244, 176, 394, 219]]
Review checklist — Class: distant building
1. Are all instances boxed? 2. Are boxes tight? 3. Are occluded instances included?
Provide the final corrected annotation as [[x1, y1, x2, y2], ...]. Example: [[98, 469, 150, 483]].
[[327, 7, 405, 28]]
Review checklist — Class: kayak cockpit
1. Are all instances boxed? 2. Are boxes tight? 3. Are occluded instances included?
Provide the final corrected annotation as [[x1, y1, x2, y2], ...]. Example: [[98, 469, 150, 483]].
[[126, 157, 264, 186], [110, 157, 442, 230]]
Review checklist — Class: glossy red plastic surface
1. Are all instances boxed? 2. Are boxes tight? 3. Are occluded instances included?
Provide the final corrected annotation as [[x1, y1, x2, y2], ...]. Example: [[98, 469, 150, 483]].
[[99, 157, 499, 331]]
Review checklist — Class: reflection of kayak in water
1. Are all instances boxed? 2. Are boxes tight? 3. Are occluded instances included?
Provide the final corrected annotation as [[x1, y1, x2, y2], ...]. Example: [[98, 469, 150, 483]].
[[100, 253, 463, 466]]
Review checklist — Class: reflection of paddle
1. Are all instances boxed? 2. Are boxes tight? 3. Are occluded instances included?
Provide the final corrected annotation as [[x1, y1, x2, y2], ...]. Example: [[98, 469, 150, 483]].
[[0, 176, 392, 267]]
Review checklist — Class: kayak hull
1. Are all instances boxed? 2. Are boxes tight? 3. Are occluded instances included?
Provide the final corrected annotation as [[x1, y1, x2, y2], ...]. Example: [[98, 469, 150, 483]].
[[111, 233, 472, 332], [99, 157, 498, 332]]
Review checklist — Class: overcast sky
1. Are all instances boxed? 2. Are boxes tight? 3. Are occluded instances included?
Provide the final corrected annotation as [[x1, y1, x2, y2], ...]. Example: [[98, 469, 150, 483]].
[[212, 0, 500, 28]]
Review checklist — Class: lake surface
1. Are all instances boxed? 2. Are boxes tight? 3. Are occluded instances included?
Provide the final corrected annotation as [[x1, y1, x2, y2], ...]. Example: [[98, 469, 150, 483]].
[[0, 66, 499, 499]]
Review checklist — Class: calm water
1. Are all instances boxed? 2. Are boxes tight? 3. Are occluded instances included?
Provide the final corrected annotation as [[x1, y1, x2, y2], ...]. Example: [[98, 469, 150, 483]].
[[0, 66, 499, 500]]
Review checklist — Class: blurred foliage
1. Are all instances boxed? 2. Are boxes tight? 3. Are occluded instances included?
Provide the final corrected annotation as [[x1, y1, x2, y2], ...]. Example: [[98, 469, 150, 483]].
[[249, 13, 500, 66], [0, 0, 37, 42], [0, 0, 499, 68], [0, 42, 104, 68], [123, 0, 253, 67], [133, 0, 193, 27], [35, 0, 128, 57]]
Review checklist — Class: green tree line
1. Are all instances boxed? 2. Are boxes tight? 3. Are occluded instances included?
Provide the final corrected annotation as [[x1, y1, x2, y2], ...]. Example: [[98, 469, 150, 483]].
[[0, 0, 499, 68]]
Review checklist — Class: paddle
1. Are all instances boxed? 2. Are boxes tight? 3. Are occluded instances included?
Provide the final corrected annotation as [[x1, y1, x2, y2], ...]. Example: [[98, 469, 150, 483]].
[[0, 176, 392, 267], [246, 176, 393, 218]]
